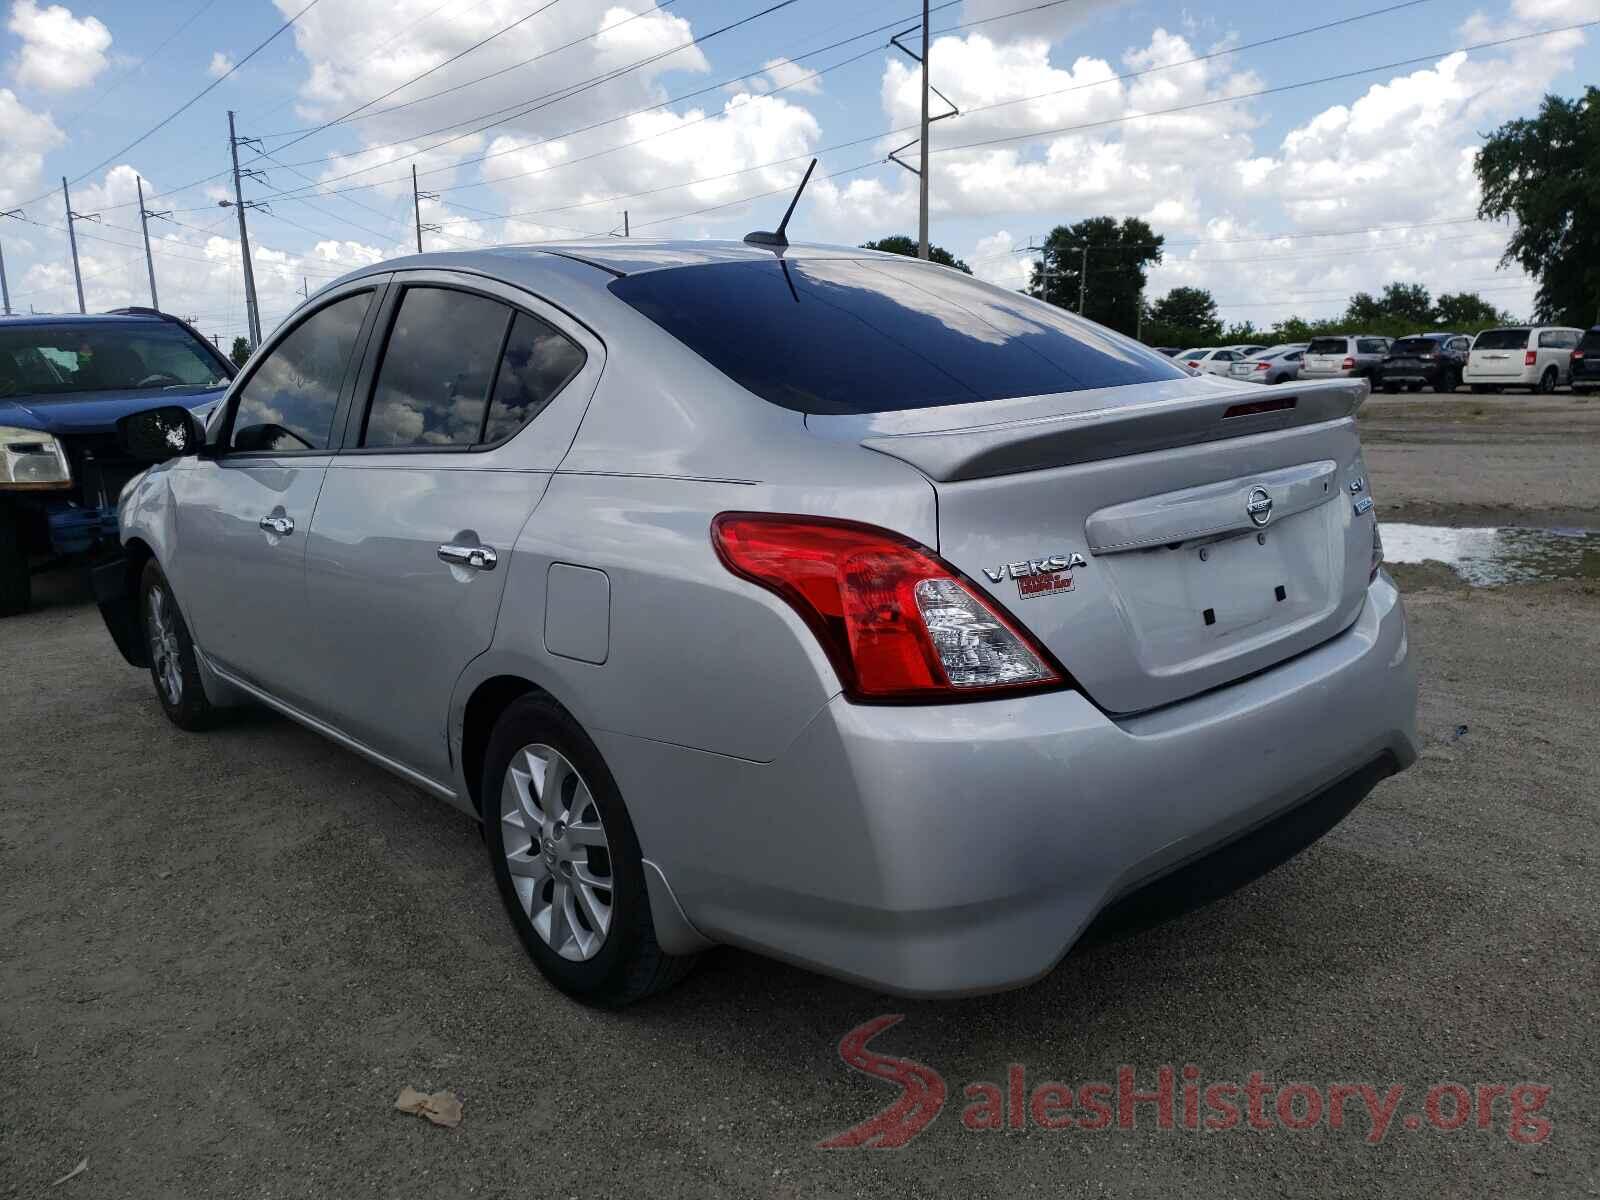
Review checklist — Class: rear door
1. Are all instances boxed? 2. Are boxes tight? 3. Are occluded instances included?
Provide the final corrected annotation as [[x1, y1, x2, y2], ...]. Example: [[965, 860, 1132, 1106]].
[[1538, 329, 1580, 380], [302, 274, 601, 783], [172, 283, 381, 700], [1469, 328, 1530, 380], [1302, 337, 1349, 376]]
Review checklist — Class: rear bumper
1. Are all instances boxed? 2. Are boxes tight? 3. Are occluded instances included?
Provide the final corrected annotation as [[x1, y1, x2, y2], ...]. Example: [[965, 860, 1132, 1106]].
[[1464, 364, 1536, 386], [603, 573, 1418, 996], [1378, 363, 1449, 385]]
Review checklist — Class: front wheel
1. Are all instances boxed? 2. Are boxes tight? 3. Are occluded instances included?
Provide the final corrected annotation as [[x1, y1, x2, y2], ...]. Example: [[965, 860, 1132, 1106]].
[[483, 695, 696, 1007], [0, 503, 29, 618], [141, 560, 220, 731]]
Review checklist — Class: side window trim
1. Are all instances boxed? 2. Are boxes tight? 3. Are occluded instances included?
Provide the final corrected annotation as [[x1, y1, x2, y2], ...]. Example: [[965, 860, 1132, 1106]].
[[216, 279, 388, 458], [336, 275, 589, 457]]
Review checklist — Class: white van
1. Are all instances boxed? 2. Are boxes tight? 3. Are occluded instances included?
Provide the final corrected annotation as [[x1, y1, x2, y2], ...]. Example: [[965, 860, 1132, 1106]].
[[1464, 326, 1585, 392]]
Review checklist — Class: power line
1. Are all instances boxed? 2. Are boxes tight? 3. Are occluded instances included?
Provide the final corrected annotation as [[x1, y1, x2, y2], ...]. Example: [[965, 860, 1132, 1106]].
[[10, 0, 327, 210]]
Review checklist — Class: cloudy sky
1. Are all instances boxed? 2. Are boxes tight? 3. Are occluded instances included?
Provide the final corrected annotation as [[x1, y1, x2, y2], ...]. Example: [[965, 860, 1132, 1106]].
[[0, 0, 1594, 346]]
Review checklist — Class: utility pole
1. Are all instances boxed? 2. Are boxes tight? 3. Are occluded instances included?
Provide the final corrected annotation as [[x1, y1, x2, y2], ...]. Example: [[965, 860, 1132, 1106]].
[[62, 177, 98, 314], [301, 276, 309, 300], [622, 210, 629, 238], [0, 208, 19, 317], [136, 176, 170, 311], [1078, 244, 1089, 314], [886, 11, 956, 261], [917, 0, 930, 259], [227, 111, 263, 347], [411, 164, 439, 253]]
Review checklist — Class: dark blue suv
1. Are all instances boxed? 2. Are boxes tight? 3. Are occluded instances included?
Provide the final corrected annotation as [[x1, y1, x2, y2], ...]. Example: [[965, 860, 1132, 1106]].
[[0, 308, 234, 615]]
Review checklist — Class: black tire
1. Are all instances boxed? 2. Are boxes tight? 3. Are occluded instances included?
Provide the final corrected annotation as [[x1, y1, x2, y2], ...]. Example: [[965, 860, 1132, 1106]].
[[1538, 367, 1558, 394], [0, 502, 29, 618], [1436, 370, 1457, 394], [482, 694, 696, 1007], [140, 559, 220, 731]]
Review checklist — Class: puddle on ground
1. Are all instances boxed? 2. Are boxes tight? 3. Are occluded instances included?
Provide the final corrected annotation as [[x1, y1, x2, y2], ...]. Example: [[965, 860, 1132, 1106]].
[[1382, 524, 1600, 586]]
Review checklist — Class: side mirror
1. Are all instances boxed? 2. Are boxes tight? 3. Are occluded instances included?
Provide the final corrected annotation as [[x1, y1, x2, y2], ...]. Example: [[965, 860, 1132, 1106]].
[[116, 406, 206, 463]]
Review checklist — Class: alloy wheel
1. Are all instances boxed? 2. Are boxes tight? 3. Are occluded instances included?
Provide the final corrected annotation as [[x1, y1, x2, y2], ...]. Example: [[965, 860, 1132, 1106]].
[[499, 744, 615, 962], [146, 586, 183, 706]]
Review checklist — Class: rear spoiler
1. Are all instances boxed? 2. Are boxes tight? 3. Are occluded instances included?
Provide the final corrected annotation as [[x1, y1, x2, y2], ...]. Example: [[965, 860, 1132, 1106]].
[[835, 379, 1367, 483]]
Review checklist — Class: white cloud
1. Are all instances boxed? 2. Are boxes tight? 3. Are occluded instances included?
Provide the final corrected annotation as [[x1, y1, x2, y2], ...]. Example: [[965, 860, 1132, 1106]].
[[0, 86, 62, 206], [761, 56, 821, 95], [207, 51, 234, 79], [7, 0, 111, 92]]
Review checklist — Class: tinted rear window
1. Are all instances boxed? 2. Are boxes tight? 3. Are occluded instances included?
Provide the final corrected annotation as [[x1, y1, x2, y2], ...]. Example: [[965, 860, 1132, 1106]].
[[607, 258, 1184, 414], [1474, 328, 1530, 350], [1391, 338, 1439, 354], [1306, 338, 1348, 355], [1580, 329, 1600, 352]]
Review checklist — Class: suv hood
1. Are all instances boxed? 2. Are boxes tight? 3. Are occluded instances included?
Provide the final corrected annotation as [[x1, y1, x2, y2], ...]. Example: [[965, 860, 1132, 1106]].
[[0, 385, 225, 435]]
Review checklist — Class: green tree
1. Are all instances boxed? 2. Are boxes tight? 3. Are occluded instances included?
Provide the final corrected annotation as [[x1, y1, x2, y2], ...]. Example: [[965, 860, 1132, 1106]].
[[1476, 86, 1600, 327], [1345, 292, 1386, 325], [1434, 291, 1508, 330], [1029, 217, 1163, 336], [859, 235, 972, 273], [1222, 320, 1264, 344], [1145, 286, 1220, 345], [1379, 282, 1433, 326], [229, 337, 251, 368]]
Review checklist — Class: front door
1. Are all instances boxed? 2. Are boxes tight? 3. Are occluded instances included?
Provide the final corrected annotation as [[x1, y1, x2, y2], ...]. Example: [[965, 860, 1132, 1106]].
[[302, 277, 599, 784], [173, 287, 379, 702]]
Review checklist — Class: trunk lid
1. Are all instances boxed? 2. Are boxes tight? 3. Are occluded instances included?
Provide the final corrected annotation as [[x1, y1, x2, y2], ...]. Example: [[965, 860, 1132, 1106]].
[[810, 376, 1376, 713]]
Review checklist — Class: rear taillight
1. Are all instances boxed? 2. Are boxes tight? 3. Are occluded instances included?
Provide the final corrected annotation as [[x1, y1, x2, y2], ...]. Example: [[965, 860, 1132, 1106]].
[[1185, 360, 1201, 368], [1255, 361, 1270, 371], [1574, 350, 1585, 361], [1341, 356, 1356, 370], [711, 513, 1067, 702], [1525, 350, 1537, 367]]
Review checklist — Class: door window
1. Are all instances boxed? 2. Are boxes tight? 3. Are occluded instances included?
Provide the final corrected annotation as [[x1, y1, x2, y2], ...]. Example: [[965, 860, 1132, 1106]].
[[357, 287, 587, 450], [230, 291, 373, 452], [1357, 339, 1387, 354], [362, 287, 512, 448]]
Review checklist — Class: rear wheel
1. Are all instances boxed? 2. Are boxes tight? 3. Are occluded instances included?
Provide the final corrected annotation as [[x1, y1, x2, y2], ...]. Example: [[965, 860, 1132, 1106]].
[[1436, 369, 1458, 394], [483, 695, 696, 1007], [141, 560, 219, 731], [1538, 366, 1559, 394], [0, 503, 29, 618]]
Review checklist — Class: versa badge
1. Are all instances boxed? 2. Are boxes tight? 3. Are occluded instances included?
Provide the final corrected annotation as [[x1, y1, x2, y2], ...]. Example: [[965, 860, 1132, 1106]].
[[983, 553, 1088, 600]]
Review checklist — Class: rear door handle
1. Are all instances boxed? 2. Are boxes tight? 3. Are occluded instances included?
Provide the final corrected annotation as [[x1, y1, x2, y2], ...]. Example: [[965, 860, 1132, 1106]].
[[258, 515, 294, 536], [437, 543, 498, 571]]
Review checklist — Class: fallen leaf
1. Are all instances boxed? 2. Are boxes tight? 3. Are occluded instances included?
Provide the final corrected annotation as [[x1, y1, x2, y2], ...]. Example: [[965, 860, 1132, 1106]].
[[395, 1086, 463, 1128], [51, 1158, 88, 1186]]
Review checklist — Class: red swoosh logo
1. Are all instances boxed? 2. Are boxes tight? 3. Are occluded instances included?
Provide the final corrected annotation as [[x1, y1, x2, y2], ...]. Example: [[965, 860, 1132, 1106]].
[[817, 1015, 946, 1149]]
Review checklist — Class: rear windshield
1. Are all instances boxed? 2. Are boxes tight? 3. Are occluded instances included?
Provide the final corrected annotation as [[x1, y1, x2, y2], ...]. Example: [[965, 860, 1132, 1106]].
[[607, 258, 1185, 414], [1474, 328, 1530, 350], [1391, 337, 1439, 354], [1306, 338, 1349, 355], [1580, 329, 1600, 352]]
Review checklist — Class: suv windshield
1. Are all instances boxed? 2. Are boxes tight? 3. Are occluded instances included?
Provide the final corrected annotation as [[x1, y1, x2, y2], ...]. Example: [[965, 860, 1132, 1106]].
[[0, 322, 230, 399], [608, 258, 1185, 414], [1473, 328, 1531, 350], [1306, 338, 1349, 355]]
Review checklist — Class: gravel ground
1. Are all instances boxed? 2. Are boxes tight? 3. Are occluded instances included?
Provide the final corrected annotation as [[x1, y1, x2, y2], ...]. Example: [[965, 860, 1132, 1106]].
[[1359, 390, 1600, 528], [2, 391, 1597, 1198]]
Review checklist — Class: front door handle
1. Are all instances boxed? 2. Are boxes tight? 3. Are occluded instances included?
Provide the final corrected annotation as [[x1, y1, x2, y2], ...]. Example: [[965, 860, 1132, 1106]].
[[258, 514, 294, 536], [437, 543, 498, 571]]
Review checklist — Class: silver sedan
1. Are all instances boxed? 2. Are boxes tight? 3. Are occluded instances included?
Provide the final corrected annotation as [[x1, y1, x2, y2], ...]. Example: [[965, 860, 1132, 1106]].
[[98, 241, 1418, 1005]]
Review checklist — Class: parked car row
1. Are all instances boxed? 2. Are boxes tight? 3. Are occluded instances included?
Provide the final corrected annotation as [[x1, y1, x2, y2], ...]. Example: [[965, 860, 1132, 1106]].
[[1167, 325, 1599, 394]]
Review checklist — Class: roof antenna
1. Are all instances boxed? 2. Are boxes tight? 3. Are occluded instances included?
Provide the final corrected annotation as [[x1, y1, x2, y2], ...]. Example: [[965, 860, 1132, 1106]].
[[743, 158, 817, 249]]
